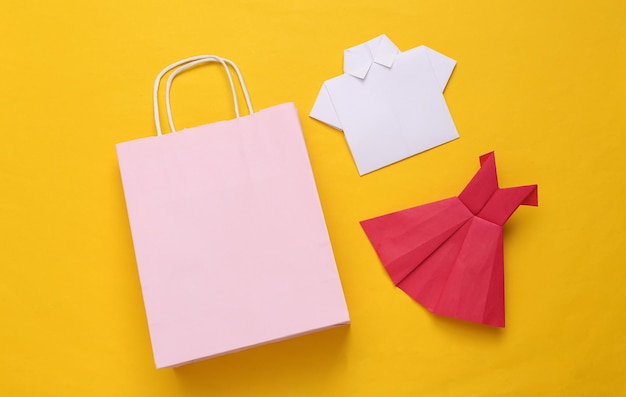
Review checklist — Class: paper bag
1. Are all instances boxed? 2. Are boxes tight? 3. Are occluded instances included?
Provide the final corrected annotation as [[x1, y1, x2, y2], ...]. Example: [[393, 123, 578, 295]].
[[116, 56, 350, 368]]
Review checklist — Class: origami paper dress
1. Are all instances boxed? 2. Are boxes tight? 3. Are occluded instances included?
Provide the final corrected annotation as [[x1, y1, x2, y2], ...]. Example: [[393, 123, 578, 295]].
[[310, 34, 459, 175], [360, 152, 538, 327]]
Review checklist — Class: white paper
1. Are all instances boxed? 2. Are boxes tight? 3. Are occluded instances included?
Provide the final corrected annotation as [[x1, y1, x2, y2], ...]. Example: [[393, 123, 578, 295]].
[[310, 34, 459, 175]]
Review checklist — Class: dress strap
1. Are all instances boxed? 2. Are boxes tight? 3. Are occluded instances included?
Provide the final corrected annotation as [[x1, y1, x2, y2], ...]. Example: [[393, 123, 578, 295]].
[[458, 152, 499, 214]]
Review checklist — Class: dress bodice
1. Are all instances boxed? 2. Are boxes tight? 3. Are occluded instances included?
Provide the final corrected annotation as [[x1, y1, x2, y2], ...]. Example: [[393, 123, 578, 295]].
[[459, 152, 537, 226]]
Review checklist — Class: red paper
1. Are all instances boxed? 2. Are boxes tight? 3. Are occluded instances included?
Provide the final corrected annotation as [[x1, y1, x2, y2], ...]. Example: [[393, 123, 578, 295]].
[[360, 152, 537, 327]]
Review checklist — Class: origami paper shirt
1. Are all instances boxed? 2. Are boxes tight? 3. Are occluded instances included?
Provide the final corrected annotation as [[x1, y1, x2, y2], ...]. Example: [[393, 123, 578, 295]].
[[360, 152, 538, 327], [310, 34, 459, 175]]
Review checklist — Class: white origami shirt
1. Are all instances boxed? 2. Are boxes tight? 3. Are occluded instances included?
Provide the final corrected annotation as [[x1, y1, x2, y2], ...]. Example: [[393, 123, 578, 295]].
[[310, 34, 459, 175]]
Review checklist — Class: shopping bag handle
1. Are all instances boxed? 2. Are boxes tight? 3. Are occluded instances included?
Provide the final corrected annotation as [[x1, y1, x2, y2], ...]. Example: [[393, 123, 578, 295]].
[[153, 56, 254, 136], [154, 56, 230, 136], [165, 57, 254, 133]]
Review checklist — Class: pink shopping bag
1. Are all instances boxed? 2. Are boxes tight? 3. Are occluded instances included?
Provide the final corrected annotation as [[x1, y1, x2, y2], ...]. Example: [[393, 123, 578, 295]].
[[116, 56, 350, 368]]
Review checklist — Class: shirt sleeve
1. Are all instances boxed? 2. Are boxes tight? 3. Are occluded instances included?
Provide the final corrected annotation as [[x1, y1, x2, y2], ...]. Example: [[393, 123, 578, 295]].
[[310, 82, 343, 131], [423, 46, 457, 92]]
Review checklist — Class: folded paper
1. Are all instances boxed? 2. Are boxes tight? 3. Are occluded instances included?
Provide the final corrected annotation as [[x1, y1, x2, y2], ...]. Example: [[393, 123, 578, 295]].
[[360, 152, 537, 327], [310, 34, 459, 175], [117, 56, 349, 368]]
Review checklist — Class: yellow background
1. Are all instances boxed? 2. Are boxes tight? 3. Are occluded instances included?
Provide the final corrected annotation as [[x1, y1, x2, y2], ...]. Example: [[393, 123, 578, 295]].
[[1, 1, 625, 395]]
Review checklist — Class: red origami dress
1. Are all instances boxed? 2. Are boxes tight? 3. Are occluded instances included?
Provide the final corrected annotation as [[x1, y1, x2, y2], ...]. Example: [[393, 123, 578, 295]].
[[360, 152, 537, 327]]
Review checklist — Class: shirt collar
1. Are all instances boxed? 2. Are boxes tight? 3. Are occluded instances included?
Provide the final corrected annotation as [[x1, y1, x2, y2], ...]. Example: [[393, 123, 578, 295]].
[[343, 34, 400, 79]]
